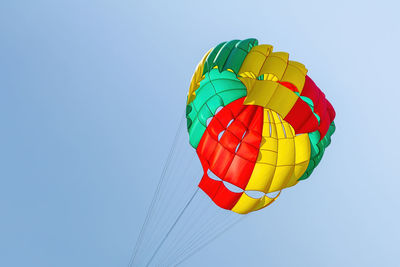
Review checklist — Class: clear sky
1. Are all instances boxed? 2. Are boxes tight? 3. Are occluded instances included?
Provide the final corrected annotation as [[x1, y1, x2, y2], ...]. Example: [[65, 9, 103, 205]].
[[1, 0, 400, 266]]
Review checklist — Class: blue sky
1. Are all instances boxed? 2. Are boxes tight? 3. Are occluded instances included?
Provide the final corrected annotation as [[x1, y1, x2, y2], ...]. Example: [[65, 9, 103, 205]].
[[1, 0, 400, 266]]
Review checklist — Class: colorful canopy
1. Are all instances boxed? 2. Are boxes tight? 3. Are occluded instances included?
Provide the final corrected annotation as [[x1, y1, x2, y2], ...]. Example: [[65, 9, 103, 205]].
[[186, 39, 336, 214]]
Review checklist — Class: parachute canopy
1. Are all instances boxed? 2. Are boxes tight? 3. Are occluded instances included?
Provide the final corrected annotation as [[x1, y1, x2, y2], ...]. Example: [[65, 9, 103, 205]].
[[186, 39, 336, 214]]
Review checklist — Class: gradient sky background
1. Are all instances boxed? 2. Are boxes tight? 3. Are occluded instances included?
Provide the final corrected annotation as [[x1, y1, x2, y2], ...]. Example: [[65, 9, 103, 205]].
[[1, 0, 400, 266]]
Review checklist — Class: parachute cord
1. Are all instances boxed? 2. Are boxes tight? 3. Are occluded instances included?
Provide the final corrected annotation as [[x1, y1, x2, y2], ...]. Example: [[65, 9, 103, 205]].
[[174, 215, 246, 266], [158, 192, 215, 264], [129, 112, 186, 267], [145, 187, 199, 267], [161, 207, 223, 265], [144, 151, 196, 251], [165, 210, 238, 266]]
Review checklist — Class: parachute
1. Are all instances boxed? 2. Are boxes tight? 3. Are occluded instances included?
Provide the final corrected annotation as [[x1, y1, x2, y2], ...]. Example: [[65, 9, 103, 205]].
[[130, 38, 336, 266], [186, 38, 335, 214]]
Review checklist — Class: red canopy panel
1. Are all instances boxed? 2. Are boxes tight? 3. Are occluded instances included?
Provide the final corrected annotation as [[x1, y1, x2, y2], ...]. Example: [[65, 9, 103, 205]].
[[197, 97, 263, 210]]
